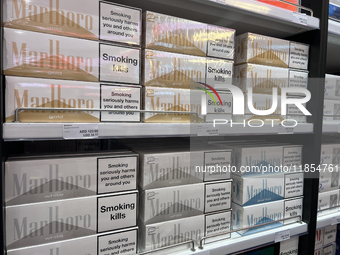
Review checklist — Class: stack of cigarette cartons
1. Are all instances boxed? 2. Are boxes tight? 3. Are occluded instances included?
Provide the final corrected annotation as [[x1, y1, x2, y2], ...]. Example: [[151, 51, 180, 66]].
[[5, 151, 139, 254], [124, 140, 233, 253], [234, 32, 309, 124], [324, 74, 340, 123], [142, 11, 235, 123], [3, 0, 142, 123]]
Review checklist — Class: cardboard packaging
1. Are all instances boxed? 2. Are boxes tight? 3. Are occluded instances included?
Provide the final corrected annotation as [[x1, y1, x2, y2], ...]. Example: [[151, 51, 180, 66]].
[[257, 0, 298, 11], [135, 147, 232, 189], [315, 228, 324, 250], [232, 197, 303, 236], [7, 227, 138, 255], [5, 152, 138, 206], [319, 169, 339, 193], [205, 58, 233, 88], [232, 172, 304, 206], [323, 225, 337, 246], [3, 0, 141, 45], [3, 28, 140, 83], [5, 76, 141, 123], [323, 99, 340, 123], [138, 210, 231, 253], [233, 63, 308, 95], [320, 143, 340, 166], [5, 191, 138, 250], [280, 236, 299, 255], [325, 74, 340, 100], [143, 11, 235, 59], [317, 189, 339, 216], [139, 180, 232, 224]]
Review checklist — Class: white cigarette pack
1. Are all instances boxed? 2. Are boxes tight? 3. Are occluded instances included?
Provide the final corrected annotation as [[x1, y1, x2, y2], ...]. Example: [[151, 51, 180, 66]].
[[323, 99, 340, 123], [5, 152, 138, 206], [3, 28, 140, 83], [323, 245, 335, 255], [139, 180, 232, 224], [3, 0, 141, 45], [205, 58, 233, 88], [139, 210, 231, 253], [232, 172, 304, 206], [204, 90, 233, 122], [289, 42, 309, 70], [207, 25, 235, 60], [280, 236, 299, 255], [317, 189, 339, 216], [5, 192, 138, 250], [325, 74, 340, 100], [232, 197, 303, 236], [319, 169, 339, 193], [320, 143, 340, 166], [288, 70, 309, 94], [135, 147, 232, 189], [323, 225, 337, 246], [315, 228, 324, 250], [5, 76, 141, 122], [7, 227, 138, 255]]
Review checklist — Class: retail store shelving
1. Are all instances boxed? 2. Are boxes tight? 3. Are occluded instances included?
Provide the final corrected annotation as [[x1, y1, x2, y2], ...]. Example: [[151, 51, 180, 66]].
[[323, 123, 340, 133], [317, 211, 340, 230]]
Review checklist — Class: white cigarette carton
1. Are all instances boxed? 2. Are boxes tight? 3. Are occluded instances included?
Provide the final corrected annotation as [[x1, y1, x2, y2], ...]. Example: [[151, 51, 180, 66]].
[[320, 143, 340, 166], [5, 192, 138, 250], [232, 172, 304, 206], [323, 245, 335, 255], [5, 152, 138, 206], [3, 28, 140, 83], [325, 74, 340, 100], [315, 228, 324, 250], [5, 76, 141, 122], [139, 180, 232, 224], [232, 197, 302, 236], [280, 236, 299, 255], [138, 210, 231, 253], [323, 225, 337, 246], [232, 144, 303, 176], [289, 70, 309, 92], [289, 42, 309, 70], [323, 99, 340, 123], [235, 33, 290, 68], [319, 169, 339, 193], [317, 189, 339, 216], [136, 147, 232, 189], [142, 49, 206, 88], [207, 25, 235, 60], [205, 90, 233, 123], [205, 58, 233, 88], [314, 249, 323, 255], [3, 0, 141, 45], [7, 227, 138, 255]]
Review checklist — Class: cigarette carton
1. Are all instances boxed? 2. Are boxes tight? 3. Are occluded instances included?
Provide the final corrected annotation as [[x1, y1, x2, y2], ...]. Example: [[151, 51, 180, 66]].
[[323, 99, 340, 123], [5, 152, 138, 206], [5, 192, 138, 250], [235, 33, 290, 68], [330, 1, 340, 21], [7, 227, 138, 255], [319, 169, 339, 193], [232, 172, 304, 206], [138, 210, 231, 253], [139, 180, 232, 224], [232, 197, 302, 236], [135, 147, 232, 189], [280, 236, 299, 255], [315, 228, 324, 250], [321, 143, 340, 166], [323, 225, 337, 246], [317, 189, 339, 216], [142, 49, 206, 88], [207, 25, 235, 60], [5, 76, 141, 123], [3, 0, 141, 45], [323, 245, 335, 255], [325, 74, 340, 100], [289, 70, 309, 92], [205, 58, 233, 88], [289, 42, 309, 70], [204, 90, 233, 123], [3, 28, 140, 83]]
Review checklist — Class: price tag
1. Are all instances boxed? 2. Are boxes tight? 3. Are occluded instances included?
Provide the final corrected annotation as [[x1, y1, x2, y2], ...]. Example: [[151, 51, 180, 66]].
[[331, 216, 340, 225], [278, 124, 294, 134], [292, 12, 308, 26], [275, 229, 291, 243], [197, 125, 219, 136], [63, 124, 99, 139]]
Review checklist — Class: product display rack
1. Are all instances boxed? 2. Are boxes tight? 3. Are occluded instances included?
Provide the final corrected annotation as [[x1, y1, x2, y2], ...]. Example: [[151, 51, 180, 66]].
[[0, 0, 335, 255]]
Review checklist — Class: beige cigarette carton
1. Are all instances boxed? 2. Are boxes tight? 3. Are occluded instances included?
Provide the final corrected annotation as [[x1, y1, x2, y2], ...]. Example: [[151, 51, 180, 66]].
[[289, 42, 309, 70], [5, 76, 141, 122], [206, 58, 233, 88], [3, 0, 141, 45], [206, 25, 235, 60], [3, 28, 140, 83]]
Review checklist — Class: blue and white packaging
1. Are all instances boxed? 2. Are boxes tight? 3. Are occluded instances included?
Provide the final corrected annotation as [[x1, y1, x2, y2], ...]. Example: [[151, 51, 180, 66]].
[[317, 189, 339, 216], [319, 169, 339, 193], [232, 172, 304, 206], [325, 74, 340, 100]]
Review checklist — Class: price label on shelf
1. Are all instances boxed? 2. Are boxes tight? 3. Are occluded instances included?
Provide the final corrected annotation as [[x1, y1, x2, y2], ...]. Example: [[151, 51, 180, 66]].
[[63, 124, 99, 139], [278, 124, 294, 134], [331, 216, 340, 225], [275, 229, 291, 243], [292, 12, 308, 26], [197, 125, 219, 136]]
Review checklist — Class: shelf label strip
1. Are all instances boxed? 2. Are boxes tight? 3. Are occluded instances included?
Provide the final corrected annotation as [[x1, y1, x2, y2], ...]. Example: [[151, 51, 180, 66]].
[[63, 124, 99, 139]]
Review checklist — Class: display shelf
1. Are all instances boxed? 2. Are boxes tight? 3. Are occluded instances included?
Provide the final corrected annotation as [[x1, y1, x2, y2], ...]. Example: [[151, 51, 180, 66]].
[[327, 19, 340, 73], [173, 222, 307, 255], [113, 0, 319, 38], [3, 122, 314, 140], [322, 123, 340, 133], [317, 210, 340, 229]]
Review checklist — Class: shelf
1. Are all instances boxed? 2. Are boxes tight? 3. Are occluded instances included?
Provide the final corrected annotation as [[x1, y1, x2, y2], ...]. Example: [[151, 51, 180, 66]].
[[322, 123, 340, 133], [174, 222, 307, 255], [327, 19, 340, 73], [112, 0, 319, 38], [317, 210, 340, 229], [3, 123, 314, 140]]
